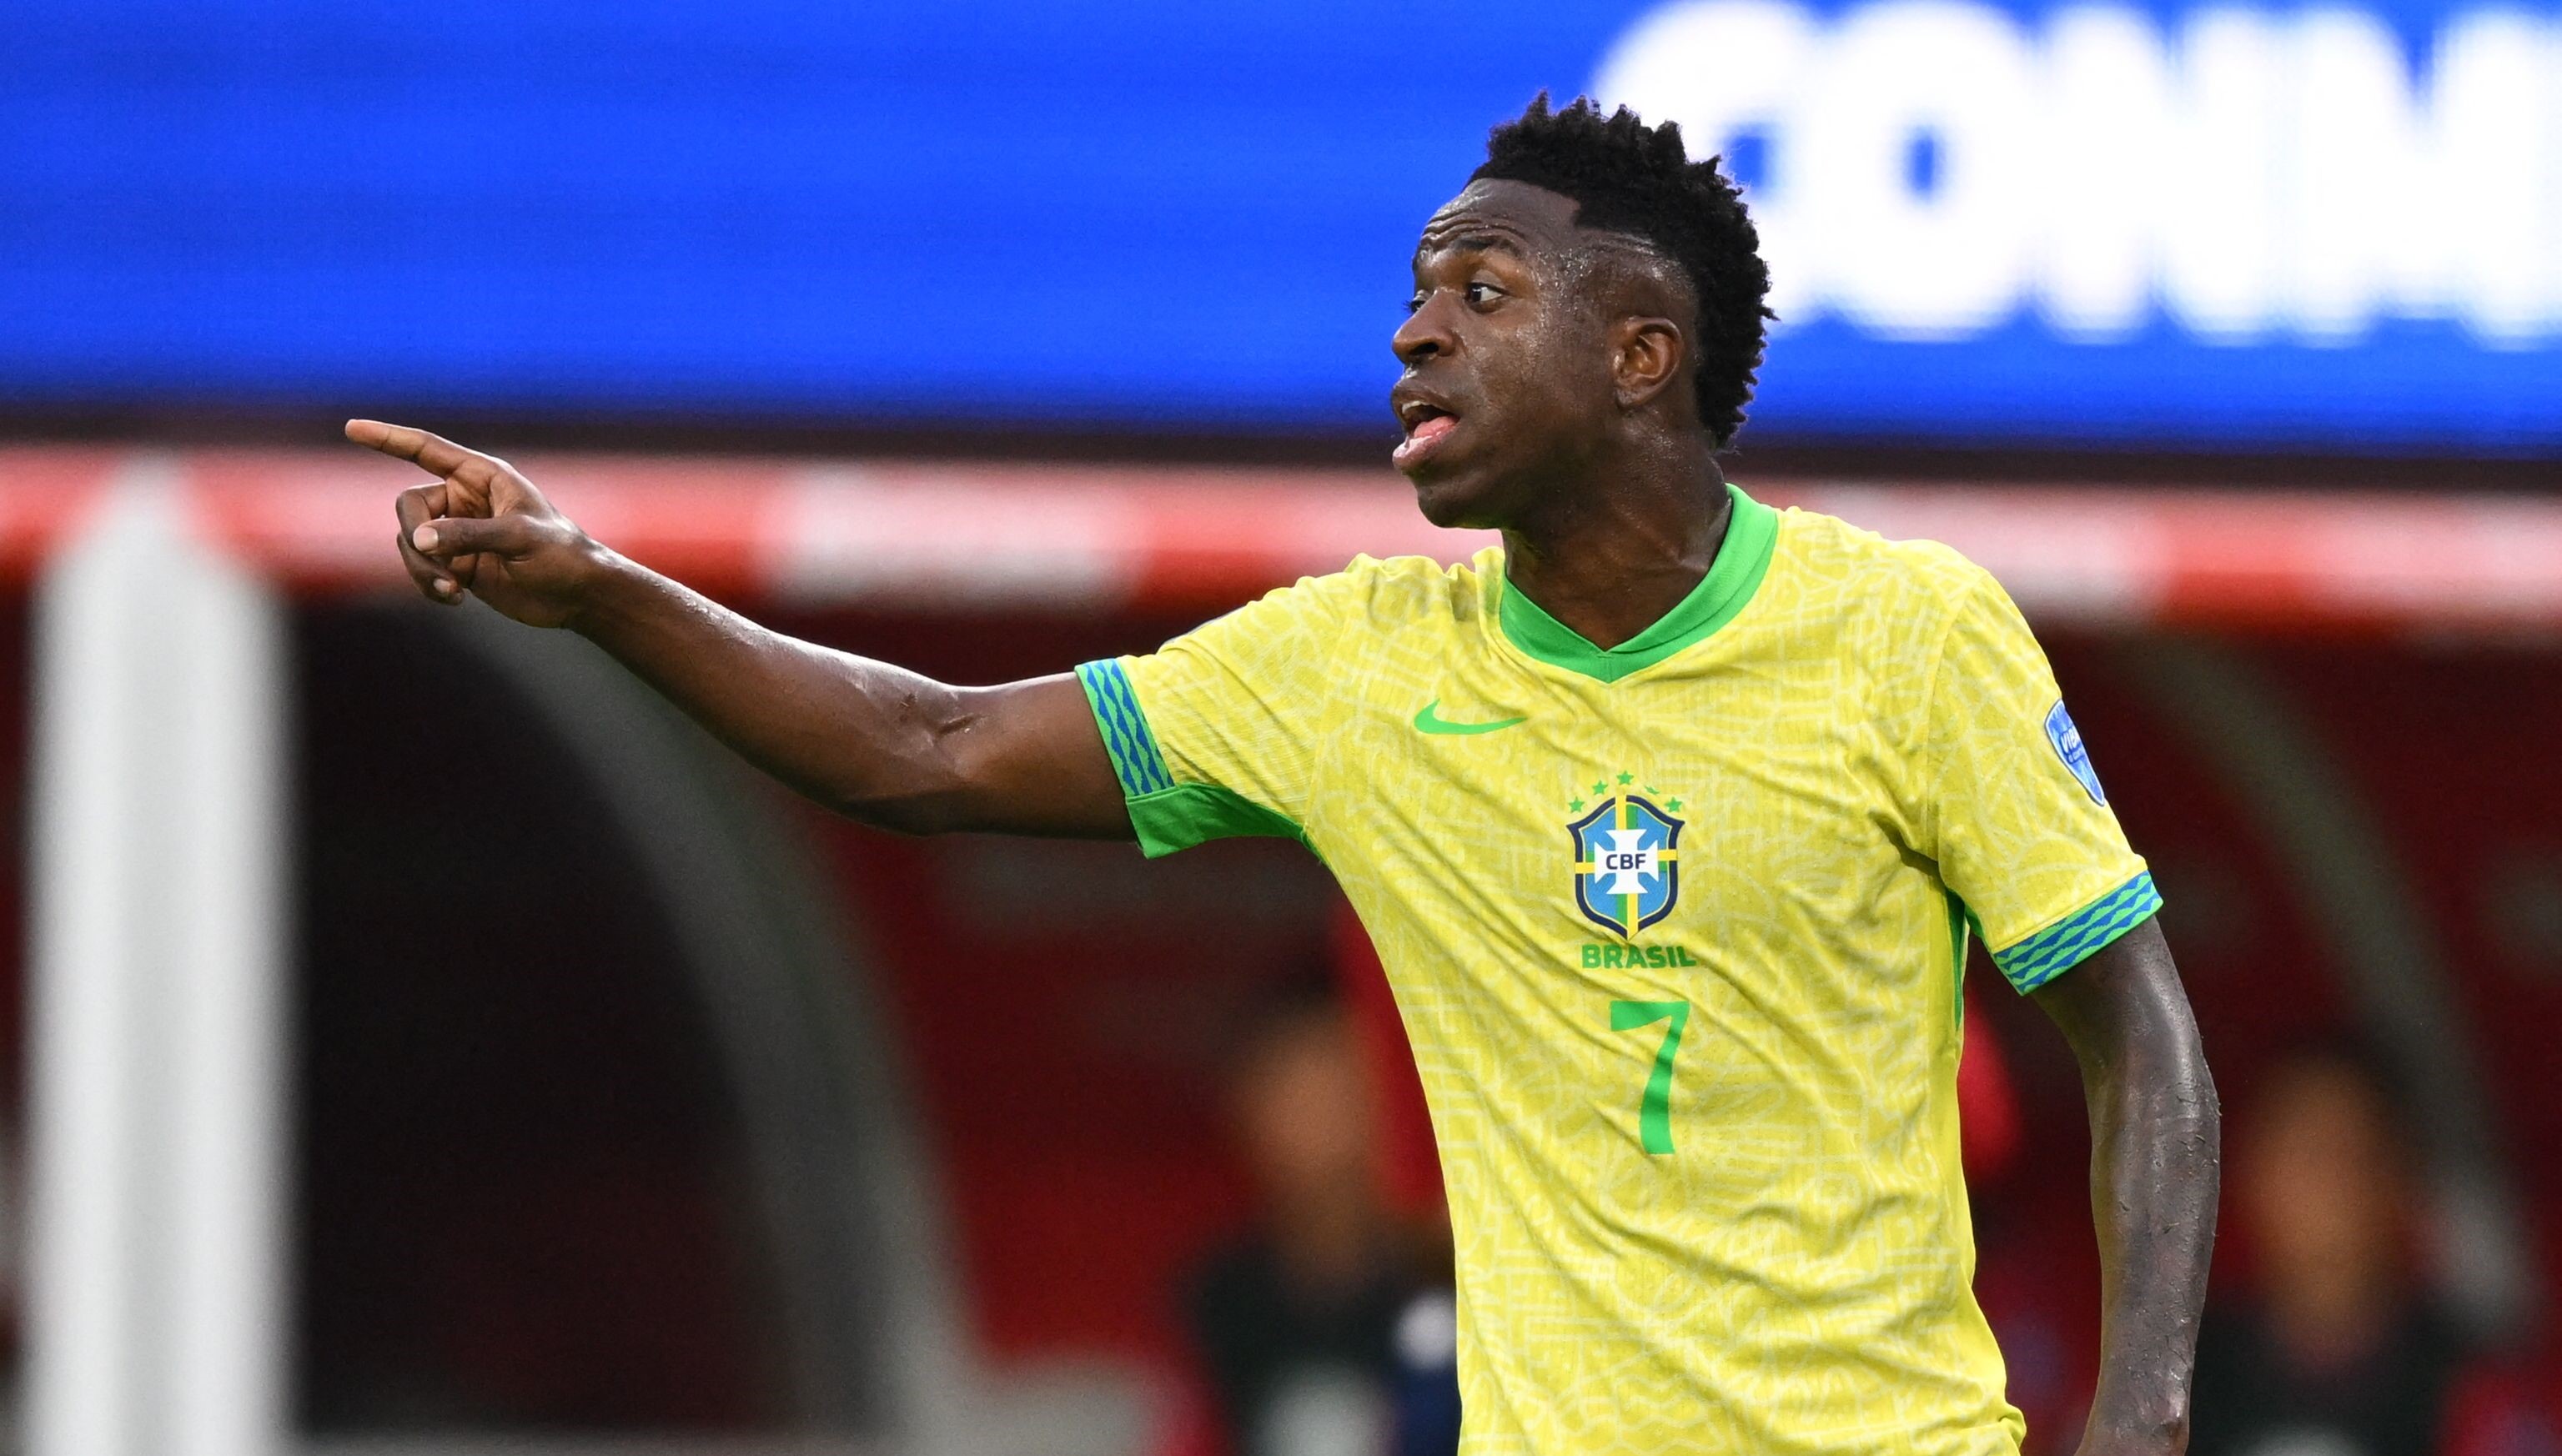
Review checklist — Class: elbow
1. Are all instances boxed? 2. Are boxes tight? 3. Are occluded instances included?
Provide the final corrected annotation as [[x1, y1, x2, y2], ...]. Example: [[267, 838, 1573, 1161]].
[[2169, 1009, 2222, 1133], [824, 772, 975, 837], [2192, 1060, 2225, 1161], [830, 795, 939, 837], [2146, 1029, 2223, 1185], [821, 704, 985, 836]]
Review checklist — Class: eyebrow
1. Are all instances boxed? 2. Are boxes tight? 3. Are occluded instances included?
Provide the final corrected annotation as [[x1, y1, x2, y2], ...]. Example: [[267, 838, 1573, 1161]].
[[1412, 231, 1530, 269]]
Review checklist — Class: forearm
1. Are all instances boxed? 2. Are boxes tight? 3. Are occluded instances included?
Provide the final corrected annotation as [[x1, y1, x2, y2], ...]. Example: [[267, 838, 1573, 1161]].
[[2082, 1008, 2221, 1448], [2035, 920, 2222, 1454], [568, 546, 992, 832], [354, 419, 1128, 837]]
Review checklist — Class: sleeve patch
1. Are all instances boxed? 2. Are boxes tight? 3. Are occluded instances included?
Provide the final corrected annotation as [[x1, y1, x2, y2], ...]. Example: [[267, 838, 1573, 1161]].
[[1993, 871, 2162, 992], [1075, 659, 1174, 797], [2044, 699, 2107, 806]]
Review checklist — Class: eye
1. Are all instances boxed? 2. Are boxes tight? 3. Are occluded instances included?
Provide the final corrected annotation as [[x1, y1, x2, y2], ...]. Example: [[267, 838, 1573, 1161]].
[[1405, 289, 1428, 315], [1466, 280, 1505, 309]]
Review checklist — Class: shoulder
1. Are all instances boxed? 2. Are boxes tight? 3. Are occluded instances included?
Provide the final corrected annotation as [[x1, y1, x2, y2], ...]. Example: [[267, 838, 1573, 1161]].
[[1766, 501, 2006, 653], [1754, 502, 2053, 736], [1774, 502, 1997, 608], [1284, 549, 1500, 635]]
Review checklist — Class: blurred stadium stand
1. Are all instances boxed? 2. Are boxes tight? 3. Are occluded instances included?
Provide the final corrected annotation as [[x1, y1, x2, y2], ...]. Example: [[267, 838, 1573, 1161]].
[[0, 452, 2551, 1456]]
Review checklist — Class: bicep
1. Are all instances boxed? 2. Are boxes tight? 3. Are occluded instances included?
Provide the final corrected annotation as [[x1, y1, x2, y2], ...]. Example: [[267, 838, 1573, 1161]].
[[2031, 917, 2208, 1089], [938, 673, 1134, 841]]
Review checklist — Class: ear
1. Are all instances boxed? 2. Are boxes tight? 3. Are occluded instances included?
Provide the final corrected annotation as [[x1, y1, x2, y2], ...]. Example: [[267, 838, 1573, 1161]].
[[1610, 315, 1686, 413]]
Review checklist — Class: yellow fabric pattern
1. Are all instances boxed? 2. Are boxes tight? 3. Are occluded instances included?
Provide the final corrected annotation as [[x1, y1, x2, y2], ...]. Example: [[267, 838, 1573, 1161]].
[[1094, 488, 2154, 1455]]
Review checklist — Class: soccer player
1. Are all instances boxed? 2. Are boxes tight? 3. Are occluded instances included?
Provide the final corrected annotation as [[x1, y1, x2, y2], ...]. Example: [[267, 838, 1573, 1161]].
[[351, 96, 2218, 1456]]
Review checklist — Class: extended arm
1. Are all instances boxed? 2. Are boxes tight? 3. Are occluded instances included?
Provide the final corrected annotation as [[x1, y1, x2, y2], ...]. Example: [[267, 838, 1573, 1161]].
[[2032, 916, 2221, 1456], [349, 419, 1131, 838]]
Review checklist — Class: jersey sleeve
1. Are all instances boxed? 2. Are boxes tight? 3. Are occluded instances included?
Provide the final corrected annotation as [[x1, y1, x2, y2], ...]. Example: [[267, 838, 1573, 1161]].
[[1921, 565, 2160, 992], [1074, 570, 1355, 858]]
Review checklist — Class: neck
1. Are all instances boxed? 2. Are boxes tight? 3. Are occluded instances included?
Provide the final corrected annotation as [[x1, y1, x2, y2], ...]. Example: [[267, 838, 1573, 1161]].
[[1268, 1179, 1386, 1298], [1499, 431, 1732, 650], [2265, 1256, 2399, 1369]]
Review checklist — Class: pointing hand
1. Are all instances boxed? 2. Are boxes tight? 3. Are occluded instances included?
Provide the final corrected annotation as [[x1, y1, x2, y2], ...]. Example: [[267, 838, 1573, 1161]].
[[346, 419, 607, 629]]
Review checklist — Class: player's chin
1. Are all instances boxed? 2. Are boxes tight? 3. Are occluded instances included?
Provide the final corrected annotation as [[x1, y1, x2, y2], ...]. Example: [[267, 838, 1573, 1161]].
[[1400, 444, 1513, 529], [1405, 467, 1501, 530]]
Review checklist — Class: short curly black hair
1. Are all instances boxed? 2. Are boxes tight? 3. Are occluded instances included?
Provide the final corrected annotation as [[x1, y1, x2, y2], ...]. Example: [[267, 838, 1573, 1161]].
[[1473, 94, 1774, 447]]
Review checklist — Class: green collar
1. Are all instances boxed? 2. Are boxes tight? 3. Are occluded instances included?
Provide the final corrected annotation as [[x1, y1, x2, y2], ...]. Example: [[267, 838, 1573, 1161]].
[[1496, 483, 1779, 684]]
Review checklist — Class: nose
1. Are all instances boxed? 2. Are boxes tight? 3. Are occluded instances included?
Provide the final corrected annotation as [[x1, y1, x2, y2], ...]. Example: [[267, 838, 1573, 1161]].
[[1393, 292, 1456, 367]]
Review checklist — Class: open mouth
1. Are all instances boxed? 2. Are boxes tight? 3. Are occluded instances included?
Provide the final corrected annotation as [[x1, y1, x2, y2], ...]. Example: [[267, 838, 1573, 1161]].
[[1393, 401, 1460, 468]]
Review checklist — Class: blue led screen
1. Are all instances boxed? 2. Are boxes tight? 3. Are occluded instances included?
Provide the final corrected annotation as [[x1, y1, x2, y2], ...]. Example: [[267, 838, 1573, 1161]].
[[6, 0, 2561, 449]]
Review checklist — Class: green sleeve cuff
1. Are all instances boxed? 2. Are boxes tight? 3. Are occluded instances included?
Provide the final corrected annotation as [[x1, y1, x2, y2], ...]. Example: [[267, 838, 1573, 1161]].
[[1123, 783, 1309, 858], [1075, 659, 1174, 796], [1074, 660, 1309, 858], [1991, 871, 2162, 992]]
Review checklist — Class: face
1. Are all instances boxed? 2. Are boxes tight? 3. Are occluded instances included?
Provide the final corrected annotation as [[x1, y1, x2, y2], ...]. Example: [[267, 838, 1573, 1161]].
[[1235, 1012, 1375, 1199], [1391, 179, 1632, 530], [2241, 1061, 2407, 1289]]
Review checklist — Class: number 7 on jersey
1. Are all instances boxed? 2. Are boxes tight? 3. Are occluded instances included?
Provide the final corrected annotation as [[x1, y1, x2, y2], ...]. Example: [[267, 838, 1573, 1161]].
[[1610, 998, 1690, 1155]]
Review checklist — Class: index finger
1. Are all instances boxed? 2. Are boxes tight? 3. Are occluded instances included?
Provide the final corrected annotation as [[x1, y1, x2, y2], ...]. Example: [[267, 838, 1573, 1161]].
[[344, 419, 488, 478]]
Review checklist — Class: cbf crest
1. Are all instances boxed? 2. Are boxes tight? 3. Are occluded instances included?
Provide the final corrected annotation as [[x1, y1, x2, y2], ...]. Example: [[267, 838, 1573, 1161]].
[[1567, 776, 1685, 937]]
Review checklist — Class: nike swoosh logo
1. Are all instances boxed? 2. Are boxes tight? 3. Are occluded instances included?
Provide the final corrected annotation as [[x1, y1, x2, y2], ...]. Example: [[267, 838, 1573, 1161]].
[[1414, 700, 1527, 736]]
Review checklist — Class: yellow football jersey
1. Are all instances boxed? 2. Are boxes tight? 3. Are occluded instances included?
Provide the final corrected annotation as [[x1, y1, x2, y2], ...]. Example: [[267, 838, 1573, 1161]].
[[1077, 484, 2158, 1455]]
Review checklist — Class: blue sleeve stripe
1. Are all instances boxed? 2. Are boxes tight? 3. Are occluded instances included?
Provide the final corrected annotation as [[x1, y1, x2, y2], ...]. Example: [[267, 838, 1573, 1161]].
[[1074, 659, 1174, 797], [1993, 871, 2163, 992]]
